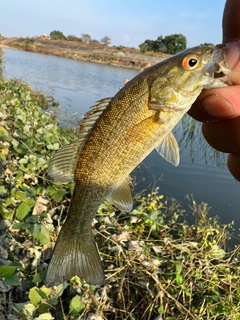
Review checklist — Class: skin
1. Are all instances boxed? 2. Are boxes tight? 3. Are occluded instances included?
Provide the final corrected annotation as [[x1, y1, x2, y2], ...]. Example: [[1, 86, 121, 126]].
[[188, 0, 240, 181]]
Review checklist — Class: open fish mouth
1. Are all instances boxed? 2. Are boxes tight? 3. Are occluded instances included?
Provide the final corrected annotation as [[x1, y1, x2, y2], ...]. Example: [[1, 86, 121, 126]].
[[206, 44, 231, 83]]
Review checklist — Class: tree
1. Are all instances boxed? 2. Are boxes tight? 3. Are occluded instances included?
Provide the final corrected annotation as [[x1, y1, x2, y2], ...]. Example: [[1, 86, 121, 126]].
[[201, 42, 214, 47], [50, 30, 66, 40], [139, 43, 147, 53], [163, 34, 187, 54], [139, 33, 187, 54], [139, 39, 155, 52], [100, 36, 111, 46], [67, 34, 82, 42], [81, 33, 91, 43], [90, 39, 100, 45]]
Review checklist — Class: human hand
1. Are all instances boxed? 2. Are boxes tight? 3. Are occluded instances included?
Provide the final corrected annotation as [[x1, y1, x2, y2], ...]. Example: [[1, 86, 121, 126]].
[[188, 0, 240, 181]]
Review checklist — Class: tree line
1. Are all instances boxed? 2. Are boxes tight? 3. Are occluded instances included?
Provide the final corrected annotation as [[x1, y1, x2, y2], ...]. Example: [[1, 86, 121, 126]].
[[49, 30, 111, 46], [49, 30, 213, 55]]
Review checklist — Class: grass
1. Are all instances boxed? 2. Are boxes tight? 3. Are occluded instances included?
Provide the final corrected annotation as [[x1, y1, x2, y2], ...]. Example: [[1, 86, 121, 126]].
[[0, 79, 240, 319]]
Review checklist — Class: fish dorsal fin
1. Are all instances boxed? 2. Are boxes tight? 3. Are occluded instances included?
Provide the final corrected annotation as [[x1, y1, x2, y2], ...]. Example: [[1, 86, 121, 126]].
[[155, 131, 180, 167], [108, 177, 133, 212], [47, 98, 112, 184]]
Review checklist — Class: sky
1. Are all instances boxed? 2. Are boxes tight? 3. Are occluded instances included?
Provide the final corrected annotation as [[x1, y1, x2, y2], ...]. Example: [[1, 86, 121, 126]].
[[1, 0, 227, 49]]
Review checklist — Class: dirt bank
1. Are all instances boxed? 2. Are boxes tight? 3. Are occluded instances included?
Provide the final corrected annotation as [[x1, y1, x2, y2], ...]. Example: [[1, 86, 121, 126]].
[[0, 36, 171, 70]]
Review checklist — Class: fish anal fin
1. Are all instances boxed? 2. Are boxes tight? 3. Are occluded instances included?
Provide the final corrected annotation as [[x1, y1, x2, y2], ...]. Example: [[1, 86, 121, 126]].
[[108, 178, 133, 212], [45, 227, 105, 287], [155, 131, 180, 166]]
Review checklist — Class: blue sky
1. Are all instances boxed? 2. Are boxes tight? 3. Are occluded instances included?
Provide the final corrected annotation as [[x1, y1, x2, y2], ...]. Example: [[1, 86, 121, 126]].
[[1, 0, 226, 48]]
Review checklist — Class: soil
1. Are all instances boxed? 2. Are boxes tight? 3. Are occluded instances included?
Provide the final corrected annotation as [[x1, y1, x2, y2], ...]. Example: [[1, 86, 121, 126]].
[[0, 36, 171, 70]]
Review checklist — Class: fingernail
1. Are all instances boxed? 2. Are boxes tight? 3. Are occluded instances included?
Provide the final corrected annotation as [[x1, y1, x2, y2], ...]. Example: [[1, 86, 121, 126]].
[[226, 41, 240, 69], [201, 94, 236, 117]]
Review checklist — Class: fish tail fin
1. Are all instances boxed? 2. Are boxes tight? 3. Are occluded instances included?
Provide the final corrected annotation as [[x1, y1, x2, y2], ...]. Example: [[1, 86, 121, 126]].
[[45, 225, 105, 287]]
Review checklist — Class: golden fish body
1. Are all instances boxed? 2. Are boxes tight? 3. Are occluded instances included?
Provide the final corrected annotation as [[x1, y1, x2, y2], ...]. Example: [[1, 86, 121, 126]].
[[45, 45, 230, 287]]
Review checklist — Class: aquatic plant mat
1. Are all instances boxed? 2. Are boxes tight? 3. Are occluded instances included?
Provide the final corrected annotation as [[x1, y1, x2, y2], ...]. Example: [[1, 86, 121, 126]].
[[1, 80, 240, 319]]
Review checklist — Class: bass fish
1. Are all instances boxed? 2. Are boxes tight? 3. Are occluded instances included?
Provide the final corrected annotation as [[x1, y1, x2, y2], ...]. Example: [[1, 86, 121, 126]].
[[45, 45, 230, 287]]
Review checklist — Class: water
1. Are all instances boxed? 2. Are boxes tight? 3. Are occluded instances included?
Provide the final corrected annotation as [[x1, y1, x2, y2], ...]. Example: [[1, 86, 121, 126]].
[[2, 48, 138, 122], [2, 48, 240, 245]]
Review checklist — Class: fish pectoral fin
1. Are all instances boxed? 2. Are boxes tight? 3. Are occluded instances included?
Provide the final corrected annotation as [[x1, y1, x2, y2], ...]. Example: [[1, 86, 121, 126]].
[[47, 139, 83, 184], [155, 131, 180, 166], [108, 178, 133, 212], [45, 226, 105, 287], [126, 114, 160, 143]]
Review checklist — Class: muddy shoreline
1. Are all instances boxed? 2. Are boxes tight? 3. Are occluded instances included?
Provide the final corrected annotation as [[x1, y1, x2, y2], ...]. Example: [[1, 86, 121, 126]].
[[0, 37, 171, 70]]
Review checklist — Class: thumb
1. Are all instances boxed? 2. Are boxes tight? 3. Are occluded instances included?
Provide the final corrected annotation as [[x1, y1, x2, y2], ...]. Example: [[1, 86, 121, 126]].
[[225, 42, 240, 85]]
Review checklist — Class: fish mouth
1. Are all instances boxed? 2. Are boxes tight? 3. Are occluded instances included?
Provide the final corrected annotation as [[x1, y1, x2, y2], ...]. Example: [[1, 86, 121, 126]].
[[206, 44, 231, 84]]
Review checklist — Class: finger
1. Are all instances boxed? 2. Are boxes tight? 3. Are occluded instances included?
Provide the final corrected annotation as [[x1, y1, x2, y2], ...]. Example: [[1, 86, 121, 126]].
[[227, 153, 240, 181], [202, 116, 240, 153], [223, 0, 240, 85], [222, 0, 240, 43], [189, 85, 240, 122]]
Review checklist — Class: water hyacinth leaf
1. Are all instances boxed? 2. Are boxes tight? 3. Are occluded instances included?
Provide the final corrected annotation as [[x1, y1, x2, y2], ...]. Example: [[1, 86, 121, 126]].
[[15, 190, 26, 199], [0, 126, 7, 136], [25, 93, 31, 101], [0, 186, 7, 195], [4, 274, 20, 286], [69, 295, 85, 316], [35, 314, 54, 320], [32, 272, 45, 284], [209, 244, 226, 259], [0, 206, 14, 220], [29, 287, 45, 306], [25, 215, 39, 223], [47, 142, 59, 150], [38, 303, 51, 314], [0, 265, 17, 277], [40, 285, 51, 297], [12, 222, 31, 230], [12, 137, 19, 147], [21, 303, 36, 317], [176, 273, 184, 285], [53, 282, 68, 297], [16, 202, 31, 220], [53, 188, 66, 202], [0, 111, 7, 119], [32, 224, 50, 244]]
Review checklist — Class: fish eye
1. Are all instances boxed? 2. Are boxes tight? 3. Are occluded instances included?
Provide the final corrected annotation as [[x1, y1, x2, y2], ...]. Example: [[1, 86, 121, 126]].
[[182, 55, 200, 70]]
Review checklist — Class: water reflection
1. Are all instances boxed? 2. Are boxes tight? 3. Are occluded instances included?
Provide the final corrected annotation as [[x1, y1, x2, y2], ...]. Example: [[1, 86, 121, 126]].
[[174, 114, 228, 167]]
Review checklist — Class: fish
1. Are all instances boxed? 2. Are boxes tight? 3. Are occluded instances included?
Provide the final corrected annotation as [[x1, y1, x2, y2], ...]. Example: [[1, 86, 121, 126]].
[[45, 44, 230, 287]]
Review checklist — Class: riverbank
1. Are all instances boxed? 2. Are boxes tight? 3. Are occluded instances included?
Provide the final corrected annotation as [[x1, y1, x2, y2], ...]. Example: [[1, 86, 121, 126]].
[[0, 36, 171, 70]]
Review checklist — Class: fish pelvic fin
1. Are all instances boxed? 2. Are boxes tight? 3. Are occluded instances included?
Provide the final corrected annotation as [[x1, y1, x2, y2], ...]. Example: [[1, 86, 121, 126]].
[[108, 177, 133, 212], [45, 227, 105, 287]]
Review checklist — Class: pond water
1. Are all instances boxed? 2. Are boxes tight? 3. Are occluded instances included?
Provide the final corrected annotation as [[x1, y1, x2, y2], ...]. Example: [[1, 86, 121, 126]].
[[2, 48, 240, 246]]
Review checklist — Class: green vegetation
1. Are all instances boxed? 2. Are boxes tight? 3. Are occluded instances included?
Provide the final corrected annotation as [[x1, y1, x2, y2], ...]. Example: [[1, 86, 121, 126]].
[[100, 36, 111, 46], [0, 80, 240, 319], [24, 37, 34, 49], [50, 31, 111, 46], [0, 48, 4, 79], [50, 30, 67, 41], [140, 34, 187, 54]]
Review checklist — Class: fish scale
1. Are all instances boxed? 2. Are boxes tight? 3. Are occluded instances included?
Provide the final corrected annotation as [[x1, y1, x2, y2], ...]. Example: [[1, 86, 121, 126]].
[[45, 44, 230, 287]]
